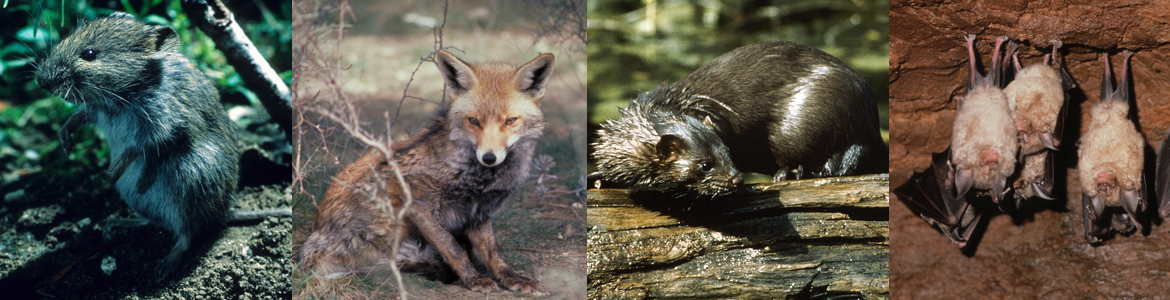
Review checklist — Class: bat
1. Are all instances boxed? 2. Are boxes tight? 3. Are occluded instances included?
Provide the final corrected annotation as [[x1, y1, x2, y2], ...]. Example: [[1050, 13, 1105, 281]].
[[1006, 40, 1075, 207], [894, 147, 982, 247], [1077, 50, 1145, 244], [950, 35, 1017, 204]]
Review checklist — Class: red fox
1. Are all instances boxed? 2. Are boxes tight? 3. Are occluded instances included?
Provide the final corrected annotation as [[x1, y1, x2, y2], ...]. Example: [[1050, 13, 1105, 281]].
[[297, 50, 553, 293]]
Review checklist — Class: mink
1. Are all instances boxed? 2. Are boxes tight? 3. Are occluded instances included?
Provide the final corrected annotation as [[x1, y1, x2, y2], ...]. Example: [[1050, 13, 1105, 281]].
[[592, 41, 887, 195]]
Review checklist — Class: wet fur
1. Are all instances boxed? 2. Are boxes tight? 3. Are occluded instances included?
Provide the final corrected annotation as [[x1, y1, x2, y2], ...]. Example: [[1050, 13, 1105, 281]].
[[592, 96, 741, 196], [592, 41, 886, 195], [298, 50, 551, 293]]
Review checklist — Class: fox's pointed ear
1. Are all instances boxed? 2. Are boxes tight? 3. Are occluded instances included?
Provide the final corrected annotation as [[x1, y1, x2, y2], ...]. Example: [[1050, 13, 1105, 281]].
[[514, 53, 555, 102], [436, 50, 478, 97]]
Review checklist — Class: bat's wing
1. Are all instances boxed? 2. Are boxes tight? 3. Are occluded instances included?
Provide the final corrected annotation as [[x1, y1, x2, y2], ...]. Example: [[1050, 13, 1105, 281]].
[[1036, 150, 1057, 200], [894, 147, 982, 247], [1157, 132, 1170, 219]]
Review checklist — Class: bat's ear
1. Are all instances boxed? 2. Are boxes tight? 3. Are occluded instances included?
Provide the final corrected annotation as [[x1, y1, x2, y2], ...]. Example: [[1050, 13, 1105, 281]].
[[954, 167, 974, 198]]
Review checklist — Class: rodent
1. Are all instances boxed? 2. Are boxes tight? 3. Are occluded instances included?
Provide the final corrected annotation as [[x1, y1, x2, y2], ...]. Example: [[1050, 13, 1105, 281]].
[[35, 12, 288, 277], [592, 41, 888, 195]]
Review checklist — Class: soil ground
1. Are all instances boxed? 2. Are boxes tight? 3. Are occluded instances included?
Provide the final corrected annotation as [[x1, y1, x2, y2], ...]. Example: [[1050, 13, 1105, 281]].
[[0, 106, 293, 299]]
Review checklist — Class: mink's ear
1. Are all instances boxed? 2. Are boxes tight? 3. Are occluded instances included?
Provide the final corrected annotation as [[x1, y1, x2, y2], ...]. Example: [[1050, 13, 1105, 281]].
[[435, 50, 479, 98], [513, 53, 555, 101]]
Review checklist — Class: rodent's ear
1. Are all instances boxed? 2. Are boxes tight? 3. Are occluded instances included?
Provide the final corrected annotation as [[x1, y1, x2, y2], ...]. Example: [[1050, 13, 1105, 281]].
[[656, 135, 687, 161], [435, 50, 478, 97], [147, 25, 181, 53], [514, 53, 555, 102], [108, 12, 136, 20]]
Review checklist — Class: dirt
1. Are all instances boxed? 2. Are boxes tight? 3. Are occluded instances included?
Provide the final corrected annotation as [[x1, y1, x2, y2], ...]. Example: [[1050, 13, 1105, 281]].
[[0, 105, 293, 299], [890, 0, 1170, 298]]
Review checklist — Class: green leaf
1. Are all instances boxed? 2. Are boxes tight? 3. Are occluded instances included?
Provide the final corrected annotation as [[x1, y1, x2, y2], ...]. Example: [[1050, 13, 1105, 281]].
[[143, 14, 170, 26]]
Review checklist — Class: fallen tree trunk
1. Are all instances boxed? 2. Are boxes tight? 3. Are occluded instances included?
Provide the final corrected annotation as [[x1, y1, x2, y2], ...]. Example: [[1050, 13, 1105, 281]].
[[587, 174, 890, 299]]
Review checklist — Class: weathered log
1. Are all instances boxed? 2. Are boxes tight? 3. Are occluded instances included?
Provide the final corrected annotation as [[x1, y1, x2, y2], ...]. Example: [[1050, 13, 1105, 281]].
[[587, 174, 890, 299]]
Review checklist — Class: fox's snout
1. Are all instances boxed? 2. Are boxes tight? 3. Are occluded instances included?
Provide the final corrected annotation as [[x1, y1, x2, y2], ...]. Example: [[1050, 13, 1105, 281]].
[[476, 149, 506, 167], [471, 120, 520, 167]]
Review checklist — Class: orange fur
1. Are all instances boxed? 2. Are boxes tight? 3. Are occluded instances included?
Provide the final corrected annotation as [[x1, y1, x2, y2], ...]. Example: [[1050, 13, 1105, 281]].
[[298, 50, 554, 293]]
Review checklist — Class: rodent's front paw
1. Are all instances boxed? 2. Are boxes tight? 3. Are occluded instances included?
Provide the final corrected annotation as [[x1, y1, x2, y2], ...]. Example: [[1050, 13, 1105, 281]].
[[58, 132, 73, 152], [462, 275, 498, 293], [498, 274, 539, 293]]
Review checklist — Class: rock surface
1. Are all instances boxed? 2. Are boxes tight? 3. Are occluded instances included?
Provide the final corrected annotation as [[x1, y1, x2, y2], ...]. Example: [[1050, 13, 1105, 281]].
[[890, 1, 1170, 298]]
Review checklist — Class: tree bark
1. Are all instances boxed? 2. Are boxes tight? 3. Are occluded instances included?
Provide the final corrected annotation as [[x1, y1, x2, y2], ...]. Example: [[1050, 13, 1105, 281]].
[[588, 174, 890, 299]]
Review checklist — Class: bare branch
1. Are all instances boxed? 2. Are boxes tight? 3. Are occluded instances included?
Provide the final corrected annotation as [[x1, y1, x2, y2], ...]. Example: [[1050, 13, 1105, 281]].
[[182, 0, 293, 139]]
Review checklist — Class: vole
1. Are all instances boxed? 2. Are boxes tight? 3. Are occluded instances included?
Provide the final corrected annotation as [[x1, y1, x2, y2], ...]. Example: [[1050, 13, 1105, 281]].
[[1078, 50, 1144, 243], [36, 12, 289, 277], [951, 35, 1017, 203], [592, 41, 887, 195]]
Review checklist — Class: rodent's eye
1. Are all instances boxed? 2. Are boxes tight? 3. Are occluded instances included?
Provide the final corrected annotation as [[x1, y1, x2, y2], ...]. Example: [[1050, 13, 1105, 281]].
[[80, 49, 99, 61], [505, 117, 518, 125], [467, 117, 480, 127]]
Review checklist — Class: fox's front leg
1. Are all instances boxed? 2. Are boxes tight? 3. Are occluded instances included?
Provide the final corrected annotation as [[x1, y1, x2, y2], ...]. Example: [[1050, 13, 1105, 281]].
[[468, 221, 538, 293], [409, 206, 496, 292]]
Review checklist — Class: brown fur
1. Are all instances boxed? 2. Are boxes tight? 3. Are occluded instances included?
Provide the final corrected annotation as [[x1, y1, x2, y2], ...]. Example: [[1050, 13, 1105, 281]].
[[298, 50, 553, 293]]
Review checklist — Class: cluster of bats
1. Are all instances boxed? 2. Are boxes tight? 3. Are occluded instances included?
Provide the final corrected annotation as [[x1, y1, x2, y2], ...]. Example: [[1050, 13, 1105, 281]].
[[895, 34, 1170, 247]]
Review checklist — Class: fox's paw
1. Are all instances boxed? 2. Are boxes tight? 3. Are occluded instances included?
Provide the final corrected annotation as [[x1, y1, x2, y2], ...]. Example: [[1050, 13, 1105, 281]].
[[462, 276, 498, 293], [499, 274, 538, 293]]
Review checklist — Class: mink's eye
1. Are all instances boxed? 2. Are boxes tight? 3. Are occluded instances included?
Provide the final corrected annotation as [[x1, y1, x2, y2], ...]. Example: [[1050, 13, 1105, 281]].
[[505, 117, 518, 125], [699, 162, 713, 173], [80, 49, 99, 61], [468, 117, 480, 127]]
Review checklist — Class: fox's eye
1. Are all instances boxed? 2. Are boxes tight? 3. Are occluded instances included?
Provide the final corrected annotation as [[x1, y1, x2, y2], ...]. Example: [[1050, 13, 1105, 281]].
[[80, 49, 99, 61], [505, 117, 518, 125], [468, 117, 480, 127]]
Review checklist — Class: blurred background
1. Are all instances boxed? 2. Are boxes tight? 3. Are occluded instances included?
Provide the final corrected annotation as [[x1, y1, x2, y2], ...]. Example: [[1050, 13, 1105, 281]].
[[291, 0, 587, 298], [586, 0, 889, 181]]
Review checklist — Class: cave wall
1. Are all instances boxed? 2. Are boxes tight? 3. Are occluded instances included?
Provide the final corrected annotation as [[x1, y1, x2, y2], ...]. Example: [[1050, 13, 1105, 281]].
[[889, 1, 1170, 298], [890, 0, 1170, 182]]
